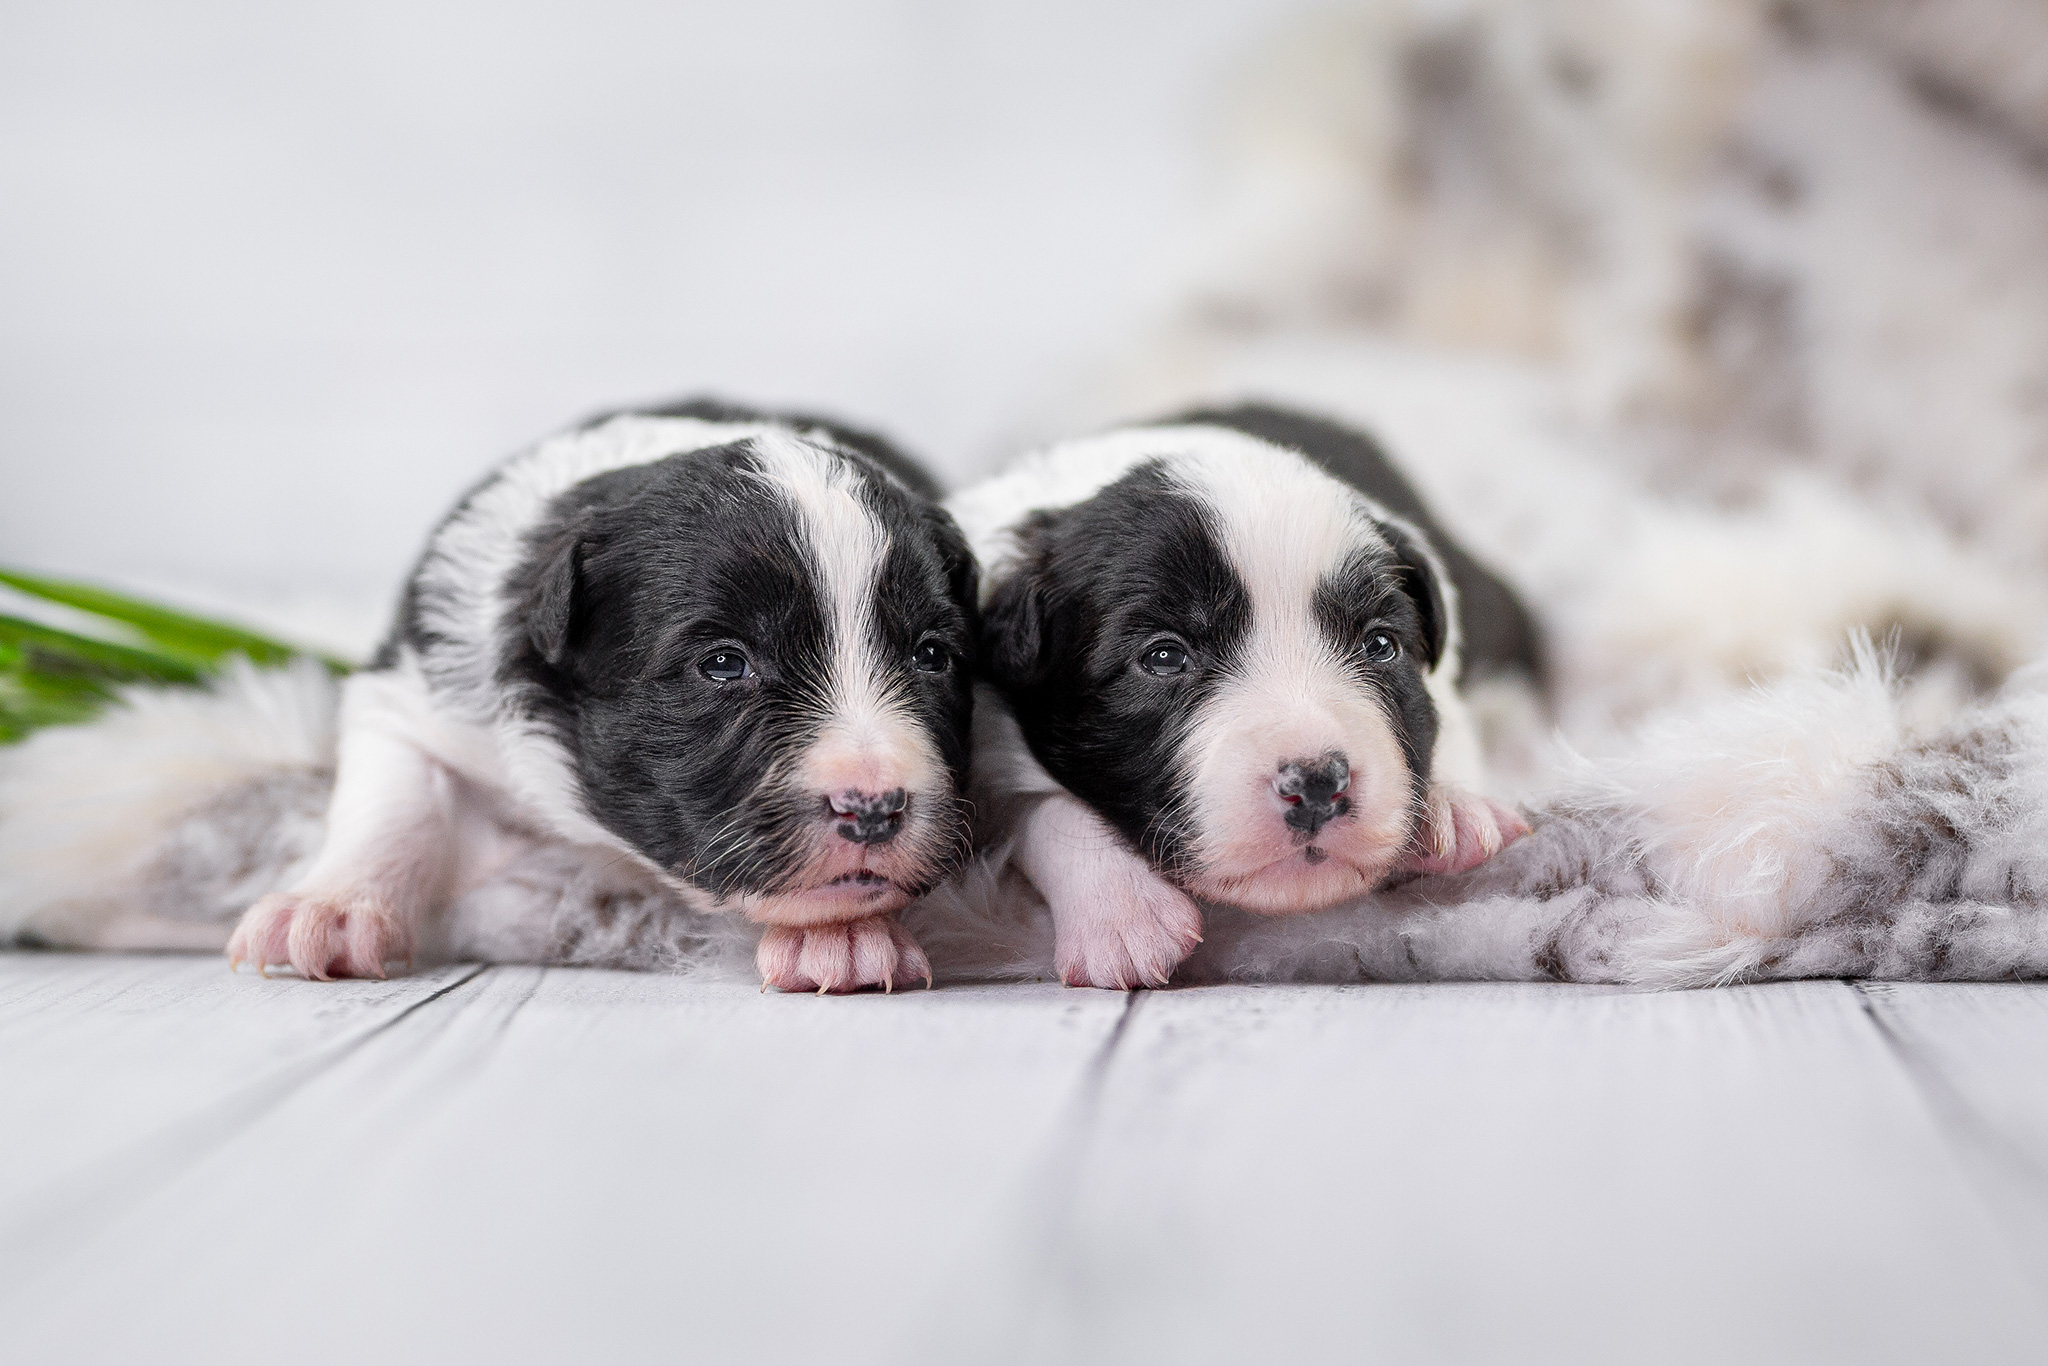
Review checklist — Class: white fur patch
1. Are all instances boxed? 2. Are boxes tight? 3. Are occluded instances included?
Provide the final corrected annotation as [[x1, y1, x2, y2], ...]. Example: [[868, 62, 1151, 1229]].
[[1572, 633, 1919, 951]]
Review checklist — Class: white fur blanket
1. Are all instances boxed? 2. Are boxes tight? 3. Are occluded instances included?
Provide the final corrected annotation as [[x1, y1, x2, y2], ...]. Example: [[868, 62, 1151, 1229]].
[[7, 0, 2048, 987]]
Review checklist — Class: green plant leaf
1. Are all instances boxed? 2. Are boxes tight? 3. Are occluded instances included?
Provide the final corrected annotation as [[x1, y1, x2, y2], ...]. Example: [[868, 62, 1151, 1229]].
[[0, 567, 351, 673], [0, 567, 356, 747], [0, 614, 206, 685]]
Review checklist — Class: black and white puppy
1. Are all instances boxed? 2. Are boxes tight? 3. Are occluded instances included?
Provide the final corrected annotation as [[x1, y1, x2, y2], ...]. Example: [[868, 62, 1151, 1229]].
[[227, 399, 978, 993], [948, 403, 1540, 989]]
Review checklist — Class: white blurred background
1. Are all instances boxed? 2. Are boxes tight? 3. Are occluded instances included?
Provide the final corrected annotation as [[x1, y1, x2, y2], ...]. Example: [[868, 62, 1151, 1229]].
[[0, 0, 1309, 654], [11, 0, 2048, 683]]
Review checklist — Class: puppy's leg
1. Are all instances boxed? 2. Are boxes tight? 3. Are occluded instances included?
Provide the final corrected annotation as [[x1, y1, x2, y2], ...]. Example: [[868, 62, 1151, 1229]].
[[1397, 785, 1531, 878], [1014, 793, 1202, 990], [228, 723, 455, 980], [1397, 675, 1530, 878], [755, 915, 932, 995]]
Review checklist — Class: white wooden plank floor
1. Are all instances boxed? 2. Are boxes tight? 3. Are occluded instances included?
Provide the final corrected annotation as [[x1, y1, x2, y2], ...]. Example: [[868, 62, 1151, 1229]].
[[5, 957, 2048, 1366]]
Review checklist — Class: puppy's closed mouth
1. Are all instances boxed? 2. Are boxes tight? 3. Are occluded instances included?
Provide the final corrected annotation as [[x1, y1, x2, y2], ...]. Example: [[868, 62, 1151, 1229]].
[[823, 871, 897, 889], [1189, 847, 1393, 913]]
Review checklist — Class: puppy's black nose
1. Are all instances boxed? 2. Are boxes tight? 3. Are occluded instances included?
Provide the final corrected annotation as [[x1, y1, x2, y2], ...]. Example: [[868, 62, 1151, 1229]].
[[1275, 755, 1350, 836], [829, 788, 907, 845]]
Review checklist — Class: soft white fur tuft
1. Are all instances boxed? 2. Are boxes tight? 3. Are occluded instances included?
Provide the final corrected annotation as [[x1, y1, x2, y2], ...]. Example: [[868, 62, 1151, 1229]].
[[1559, 634, 1918, 954], [0, 656, 339, 948]]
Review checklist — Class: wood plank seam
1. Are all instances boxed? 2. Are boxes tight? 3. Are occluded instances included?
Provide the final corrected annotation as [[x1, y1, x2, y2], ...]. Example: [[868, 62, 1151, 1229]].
[[1852, 982, 2048, 1198], [0, 962, 492, 1298], [1006, 992, 1142, 1338], [1852, 980, 2048, 1311], [1081, 992, 1143, 1104], [906, 989, 1140, 1364], [487, 963, 548, 1039], [1022, 990, 1143, 1197]]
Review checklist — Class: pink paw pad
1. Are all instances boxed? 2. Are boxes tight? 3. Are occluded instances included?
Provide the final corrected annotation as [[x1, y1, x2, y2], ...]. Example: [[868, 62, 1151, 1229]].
[[227, 891, 413, 981], [756, 915, 932, 994], [1053, 872, 1204, 990]]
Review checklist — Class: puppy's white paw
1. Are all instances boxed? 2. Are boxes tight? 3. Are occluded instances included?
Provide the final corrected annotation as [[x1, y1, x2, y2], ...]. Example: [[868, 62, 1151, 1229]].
[[756, 915, 932, 994], [1051, 864, 1204, 990], [227, 890, 414, 981], [1398, 786, 1531, 878]]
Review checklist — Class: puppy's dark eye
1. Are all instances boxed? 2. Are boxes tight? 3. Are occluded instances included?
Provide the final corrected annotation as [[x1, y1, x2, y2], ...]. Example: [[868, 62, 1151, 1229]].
[[1140, 641, 1190, 677], [1360, 632, 1400, 665], [698, 649, 753, 683], [911, 639, 951, 674]]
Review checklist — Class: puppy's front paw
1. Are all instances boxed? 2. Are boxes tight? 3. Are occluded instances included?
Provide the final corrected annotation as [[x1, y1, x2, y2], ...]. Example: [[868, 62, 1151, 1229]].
[[1051, 868, 1203, 990], [227, 890, 414, 981], [1398, 787, 1531, 878], [756, 915, 932, 994]]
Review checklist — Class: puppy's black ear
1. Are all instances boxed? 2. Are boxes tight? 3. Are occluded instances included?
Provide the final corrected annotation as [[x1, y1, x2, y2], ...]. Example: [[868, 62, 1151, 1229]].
[[522, 514, 593, 670], [1378, 519, 1449, 670], [980, 514, 1068, 689], [981, 568, 1046, 688], [926, 508, 981, 633], [986, 542, 1074, 696]]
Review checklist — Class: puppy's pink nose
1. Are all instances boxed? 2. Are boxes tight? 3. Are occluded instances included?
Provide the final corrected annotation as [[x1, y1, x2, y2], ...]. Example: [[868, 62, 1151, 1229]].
[[828, 788, 907, 845]]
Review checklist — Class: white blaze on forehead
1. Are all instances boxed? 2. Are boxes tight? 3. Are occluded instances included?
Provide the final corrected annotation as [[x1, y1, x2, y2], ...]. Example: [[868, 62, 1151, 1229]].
[[1156, 428, 1388, 625], [745, 431, 943, 793]]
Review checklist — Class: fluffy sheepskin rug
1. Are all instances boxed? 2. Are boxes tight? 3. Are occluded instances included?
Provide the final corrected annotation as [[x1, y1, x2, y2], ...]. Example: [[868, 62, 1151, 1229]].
[[7, 0, 2048, 986]]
